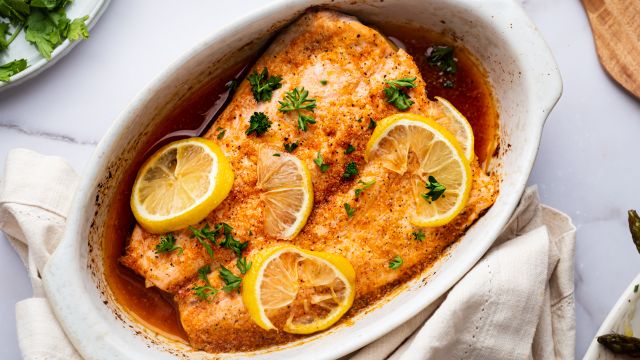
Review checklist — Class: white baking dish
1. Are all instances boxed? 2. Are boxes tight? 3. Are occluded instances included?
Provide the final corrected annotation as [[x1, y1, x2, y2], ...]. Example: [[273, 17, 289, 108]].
[[42, 0, 562, 359]]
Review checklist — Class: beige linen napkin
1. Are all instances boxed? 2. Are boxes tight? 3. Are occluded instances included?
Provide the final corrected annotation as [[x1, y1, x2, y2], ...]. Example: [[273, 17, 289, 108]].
[[0, 148, 576, 360]]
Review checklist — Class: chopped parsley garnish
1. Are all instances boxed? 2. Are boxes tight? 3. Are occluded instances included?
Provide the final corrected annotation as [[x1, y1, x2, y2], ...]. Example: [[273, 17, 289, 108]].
[[383, 77, 416, 111], [154, 233, 183, 255], [344, 144, 356, 154], [216, 127, 226, 139], [344, 203, 355, 218], [236, 257, 252, 275], [389, 255, 403, 270], [245, 112, 271, 136], [320, 79, 328, 85], [354, 179, 376, 197], [278, 87, 317, 131], [189, 225, 217, 258], [427, 46, 457, 74], [314, 151, 330, 173], [412, 230, 426, 242], [192, 265, 218, 301], [247, 67, 282, 102], [284, 141, 299, 153], [342, 161, 358, 180], [215, 223, 248, 257], [219, 265, 242, 292], [273, 153, 281, 157], [368, 118, 377, 130], [422, 176, 446, 203]]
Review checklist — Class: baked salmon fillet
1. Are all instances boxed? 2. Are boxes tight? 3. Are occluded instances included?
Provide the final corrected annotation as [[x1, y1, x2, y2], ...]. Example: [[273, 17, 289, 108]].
[[120, 10, 499, 352]]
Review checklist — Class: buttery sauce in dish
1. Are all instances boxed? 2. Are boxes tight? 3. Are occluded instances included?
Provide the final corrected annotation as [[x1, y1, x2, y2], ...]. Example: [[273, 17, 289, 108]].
[[103, 10, 499, 352]]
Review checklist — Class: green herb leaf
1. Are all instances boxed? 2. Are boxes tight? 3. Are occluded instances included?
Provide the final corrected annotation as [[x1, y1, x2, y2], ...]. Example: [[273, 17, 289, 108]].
[[368, 118, 377, 130], [427, 46, 457, 74], [216, 223, 248, 257], [354, 179, 375, 197], [383, 77, 416, 111], [247, 67, 282, 102], [245, 112, 271, 136], [273, 153, 281, 157], [0, 0, 30, 23], [320, 79, 328, 85], [66, 15, 88, 41], [344, 203, 355, 218], [284, 141, 299, 153], [24, 8, 69, 60], [219, 265, 242, 292], [385, 77, 418, 89], [189, 224, 217, 258], [344, 144, 355, 154], [154, 233, 183, 255], [342, 161, 358, 180], [412, 230, 425, 242], [192, 265, 218, 301], [236, 257, 252, 275], [279, 87, 316, 112], [297, 113, 316, 131], [279, 87, 317, 131], [389, 255, 403, 270], [216, 127, 226, 139], [0, 58, 27, 81], [422, 175, 446, 203], [314, 151, 330, 173]]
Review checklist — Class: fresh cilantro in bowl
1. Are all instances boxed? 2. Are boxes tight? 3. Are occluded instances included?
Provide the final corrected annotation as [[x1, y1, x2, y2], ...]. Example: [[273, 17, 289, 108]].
[[0, 0, 90, 82]]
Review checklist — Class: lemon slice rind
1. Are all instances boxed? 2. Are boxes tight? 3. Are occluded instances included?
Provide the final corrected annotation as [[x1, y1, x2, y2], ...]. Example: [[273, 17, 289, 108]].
[[131, 137, 234, 234], [242, 245, 356, 334]]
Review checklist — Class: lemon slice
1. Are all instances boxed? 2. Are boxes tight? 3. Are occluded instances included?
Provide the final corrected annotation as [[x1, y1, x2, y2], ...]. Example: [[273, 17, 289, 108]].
[[257, 147, 313, 239], [242, 245, 356, 334], [366, 113, 472, 227], [131, 138, 234, 234], [433, 97, 475, 161]]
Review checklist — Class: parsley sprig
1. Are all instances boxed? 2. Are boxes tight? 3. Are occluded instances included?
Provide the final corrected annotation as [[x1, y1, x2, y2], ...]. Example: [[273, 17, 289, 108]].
[[314, 151, 330, 172], [344, 144, 355, 154], [344, 203, 355, 218], [219, 265, 242, 292], [427, 46, 457, 74], [192, 265, 219, 301], [284, 141, 299, 153], [279, 87, 317, 131], [247, 67, 282, 102], [189, 224, 217, 258], [412, 230, 426, 242], [389, 255, 403, 270], [154, 233, 183, 255], [422, 176, 446, 203], [383, 77, 416, 111], [342, 161, 358, 180], [355, 179, 376, 197], [246, 112, 271, 136]]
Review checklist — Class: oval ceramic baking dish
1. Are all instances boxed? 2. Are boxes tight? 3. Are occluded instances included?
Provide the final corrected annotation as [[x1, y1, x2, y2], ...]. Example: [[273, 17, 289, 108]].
[[43, 0, 561, 359]]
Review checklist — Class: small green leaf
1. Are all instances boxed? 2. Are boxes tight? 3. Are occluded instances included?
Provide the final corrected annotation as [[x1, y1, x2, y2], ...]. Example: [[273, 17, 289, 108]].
[[389, 255, 403, 270], [0, 58, 27, 81]]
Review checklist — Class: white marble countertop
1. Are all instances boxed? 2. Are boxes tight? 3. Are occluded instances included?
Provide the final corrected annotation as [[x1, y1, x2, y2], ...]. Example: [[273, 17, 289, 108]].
[[0, 0, 638, 358]]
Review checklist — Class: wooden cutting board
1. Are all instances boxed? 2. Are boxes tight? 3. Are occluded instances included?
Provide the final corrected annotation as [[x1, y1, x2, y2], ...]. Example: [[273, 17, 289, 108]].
[[581, 0, 640, 99]]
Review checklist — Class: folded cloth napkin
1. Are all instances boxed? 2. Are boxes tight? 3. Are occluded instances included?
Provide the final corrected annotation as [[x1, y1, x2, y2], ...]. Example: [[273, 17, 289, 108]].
[[0, 148, 576, 360]]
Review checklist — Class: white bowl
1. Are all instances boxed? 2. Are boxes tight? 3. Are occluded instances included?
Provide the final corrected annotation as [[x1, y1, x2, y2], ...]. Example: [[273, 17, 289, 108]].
[[43, 0, 562, 359]]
